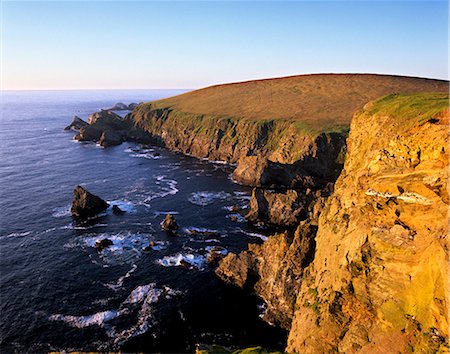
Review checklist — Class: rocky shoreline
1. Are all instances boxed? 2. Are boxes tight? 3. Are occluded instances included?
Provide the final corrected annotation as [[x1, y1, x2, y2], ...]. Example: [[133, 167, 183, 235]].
[[65, 77, 449, 353]]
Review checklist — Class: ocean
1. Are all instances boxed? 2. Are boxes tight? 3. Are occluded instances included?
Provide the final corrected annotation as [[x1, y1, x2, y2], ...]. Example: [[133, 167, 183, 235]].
[[0, 90, 286, 353]]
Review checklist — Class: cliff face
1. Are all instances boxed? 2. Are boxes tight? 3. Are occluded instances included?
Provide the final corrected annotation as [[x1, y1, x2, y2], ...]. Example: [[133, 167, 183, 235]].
[[128, 107, 335, 165], [216, 92, 449, 353], [287, 93, 449, 353], [128, 74, 448, 189]]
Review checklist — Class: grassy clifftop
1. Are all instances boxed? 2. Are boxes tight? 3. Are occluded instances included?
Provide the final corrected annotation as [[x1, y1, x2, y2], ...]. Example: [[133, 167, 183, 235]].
[[145, 74, 448, 132], [130, 74, 448, 165]]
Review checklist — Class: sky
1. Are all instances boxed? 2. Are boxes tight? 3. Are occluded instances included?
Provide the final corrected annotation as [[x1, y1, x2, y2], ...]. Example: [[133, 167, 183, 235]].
[[1, 1, 448, 90]]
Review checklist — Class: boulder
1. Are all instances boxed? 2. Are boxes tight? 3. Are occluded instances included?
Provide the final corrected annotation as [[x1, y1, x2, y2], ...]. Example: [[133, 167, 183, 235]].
[[71, 185, 109, 218], [95, 238, 113, 251], [112, 204, 125, 215], [64, 116, 89, 131], [246, 188, 305, 226], [161, 214, 179, 233], [99, 130, 123, 147]]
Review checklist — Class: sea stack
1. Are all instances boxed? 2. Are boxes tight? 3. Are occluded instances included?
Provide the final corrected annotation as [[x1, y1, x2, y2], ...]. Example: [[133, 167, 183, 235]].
[[71, 185, 109, 218], [161, 214, 179, 233]]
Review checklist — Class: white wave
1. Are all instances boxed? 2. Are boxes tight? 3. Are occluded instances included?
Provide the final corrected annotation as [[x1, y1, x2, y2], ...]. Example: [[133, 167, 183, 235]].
[[104, 264, 138, 291], [52, 205, 71, 218], [1, 231, 32, 239], [183, 226, 221, 236], [189, 238, 221, 243], [239, 230, 269, 242], [106, 200, 137, 214], [188, 191, 231, 206], [142, 176, 179, 203], [205, 246, 228, 257], [123, 283, 163, 305], [157, 253, 207, 270], [49, 309, 123, 328], [148, 241, 168, 251], [80, 232, 152, 265], [153, 210, 179, 216]]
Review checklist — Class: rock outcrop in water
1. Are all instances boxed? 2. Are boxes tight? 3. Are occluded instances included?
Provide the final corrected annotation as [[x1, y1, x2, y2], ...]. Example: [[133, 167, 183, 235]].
[[73, 109, 151, 147], [64, 116, 89, 131], [71, 185, 109, 218], [161, 214, 179, 233], [217, 92, 449, 353]]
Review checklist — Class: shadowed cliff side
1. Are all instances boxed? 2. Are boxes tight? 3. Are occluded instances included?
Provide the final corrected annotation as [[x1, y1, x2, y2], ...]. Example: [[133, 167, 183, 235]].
[[287, 92, 449, 353]]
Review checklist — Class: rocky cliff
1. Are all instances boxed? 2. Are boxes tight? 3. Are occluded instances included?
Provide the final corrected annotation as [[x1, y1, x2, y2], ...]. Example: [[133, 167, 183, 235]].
[[218, 92, 449, 353], [127, 74, 448, 188], [286, 92, 449, 353]]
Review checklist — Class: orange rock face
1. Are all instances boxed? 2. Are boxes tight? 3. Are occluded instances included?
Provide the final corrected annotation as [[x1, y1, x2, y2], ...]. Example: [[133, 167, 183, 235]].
[[287, 93, 449, 353]]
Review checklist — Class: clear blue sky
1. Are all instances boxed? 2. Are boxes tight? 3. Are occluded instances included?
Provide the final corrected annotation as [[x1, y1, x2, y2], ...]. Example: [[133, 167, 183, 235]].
[[2, 1, 448, 90]]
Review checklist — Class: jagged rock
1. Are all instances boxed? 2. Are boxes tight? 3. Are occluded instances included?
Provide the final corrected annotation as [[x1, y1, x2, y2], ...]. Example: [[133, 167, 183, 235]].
[[73, 110, 127, 145], [287, 94, 449, 353], [64, 116, 89, 131], [161, 214, 179, 233], [71, 185, 109, 218], [99, 130, 123, 147], [246, 188, 305, 226], [232, 156, 271, 186], [216, 223, 317, 329], [95, 238, 113, 251], [215, 251, 256, 288], [75, 125, 103, 142], [87, 110, 125, 129], [206, 246, 228, 266], [112, 204, 125, 215]]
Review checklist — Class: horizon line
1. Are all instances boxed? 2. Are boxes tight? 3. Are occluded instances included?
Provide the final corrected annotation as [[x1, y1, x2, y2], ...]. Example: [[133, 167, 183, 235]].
[[2, 72, 449, 92]]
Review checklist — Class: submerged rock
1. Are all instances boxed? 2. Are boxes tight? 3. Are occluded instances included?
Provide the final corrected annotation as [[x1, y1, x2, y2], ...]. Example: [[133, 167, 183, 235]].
[[161, 214, 179, 233], [112, 204, 125, 215], [95, 238, 113, 251], [71, 185, 109, 218], [64, 116, 89, 131]]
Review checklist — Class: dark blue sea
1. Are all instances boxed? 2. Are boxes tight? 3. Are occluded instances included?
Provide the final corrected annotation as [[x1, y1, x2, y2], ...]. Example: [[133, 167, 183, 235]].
[[0, 90, 286, 353]]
